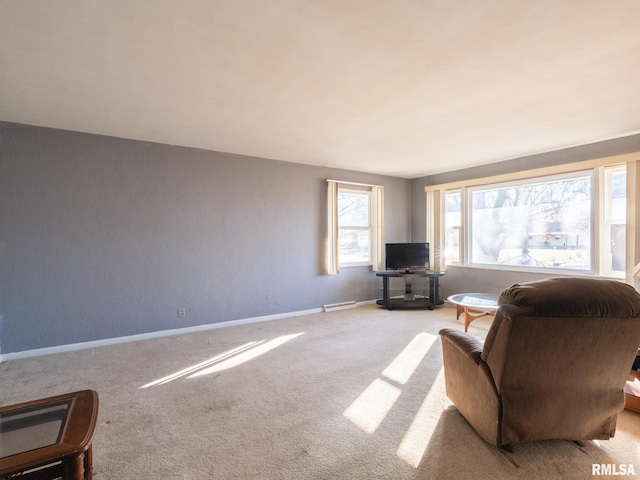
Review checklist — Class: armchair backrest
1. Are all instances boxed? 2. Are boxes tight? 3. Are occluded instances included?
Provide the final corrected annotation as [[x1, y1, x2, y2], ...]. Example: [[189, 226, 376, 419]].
[[480, 277, 640, 443]]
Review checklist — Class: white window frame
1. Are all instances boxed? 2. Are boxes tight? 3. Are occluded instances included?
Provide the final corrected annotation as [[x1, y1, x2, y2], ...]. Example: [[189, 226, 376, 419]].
[[338, 187, 373, 267], [465, 170, 596, 275], [326, 180, 384, 274], [600, 165, 627, 277], [427, 153, 640, 281]]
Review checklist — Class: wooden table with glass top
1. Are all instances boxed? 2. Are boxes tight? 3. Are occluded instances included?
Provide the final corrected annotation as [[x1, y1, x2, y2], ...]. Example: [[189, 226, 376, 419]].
[[0, 389, 99, 480], [447, 293, 499, 332]]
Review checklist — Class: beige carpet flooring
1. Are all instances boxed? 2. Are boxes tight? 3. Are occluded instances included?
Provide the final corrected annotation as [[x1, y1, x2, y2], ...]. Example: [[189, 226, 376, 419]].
[[1, 304, 639, 479]]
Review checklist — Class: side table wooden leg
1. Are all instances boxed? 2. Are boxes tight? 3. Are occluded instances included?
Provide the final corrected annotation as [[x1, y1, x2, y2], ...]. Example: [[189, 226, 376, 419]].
[[464, 308, 496, 332], [464, 307, 474, 332], [85, 446, 94, 479], [62, 452, 85, 480]]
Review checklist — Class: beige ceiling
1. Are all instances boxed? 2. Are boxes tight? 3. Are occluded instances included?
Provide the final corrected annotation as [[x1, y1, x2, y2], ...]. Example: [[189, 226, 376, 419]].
[[1, 1, 639, 178]]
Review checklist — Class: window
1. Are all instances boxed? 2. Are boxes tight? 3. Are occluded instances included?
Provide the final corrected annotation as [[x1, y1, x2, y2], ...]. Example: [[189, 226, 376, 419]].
[[338, 188, 372, 265], [603, 165, 626, 275], [326, 180, 384, 274], [470, 172, 592, 270], [440, 164, 627, 277], [444, 190, 461, 264]]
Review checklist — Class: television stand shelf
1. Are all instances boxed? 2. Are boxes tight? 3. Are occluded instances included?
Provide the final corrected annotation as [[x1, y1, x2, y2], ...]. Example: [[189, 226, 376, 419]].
[[376, 270, 444, 310]]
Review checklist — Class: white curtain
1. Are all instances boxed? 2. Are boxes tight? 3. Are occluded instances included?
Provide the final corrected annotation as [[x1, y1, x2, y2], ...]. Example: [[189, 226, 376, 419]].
[[627, 160, 640, 288], [326, 180, 339, 275], [425, 189, 444, 271], [371, 185, 384, 271]]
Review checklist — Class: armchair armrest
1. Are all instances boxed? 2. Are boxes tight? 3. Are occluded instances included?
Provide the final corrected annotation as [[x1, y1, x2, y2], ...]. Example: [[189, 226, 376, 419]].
[[439, 327, 501, 445], [439, 328, 483, 364]]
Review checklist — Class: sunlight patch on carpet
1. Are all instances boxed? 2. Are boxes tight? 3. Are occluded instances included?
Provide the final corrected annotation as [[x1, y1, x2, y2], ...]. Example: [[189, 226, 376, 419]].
[[140, 333, 303, 387], [397, 367, 446, 467], [188, 333, 304, 378], [381, 332, 436, 385], [343, 378, 402, 434], [140, 342, 260, 388], [344, 332, 434, 434]]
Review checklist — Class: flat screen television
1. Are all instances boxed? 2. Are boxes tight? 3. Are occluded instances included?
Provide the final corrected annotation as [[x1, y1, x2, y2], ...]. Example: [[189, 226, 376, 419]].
[[385, 243, 430, 271]]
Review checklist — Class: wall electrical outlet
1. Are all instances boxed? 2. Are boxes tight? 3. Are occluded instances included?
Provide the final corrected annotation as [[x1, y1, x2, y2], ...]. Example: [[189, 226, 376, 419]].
[[178, 308, 186, 318]]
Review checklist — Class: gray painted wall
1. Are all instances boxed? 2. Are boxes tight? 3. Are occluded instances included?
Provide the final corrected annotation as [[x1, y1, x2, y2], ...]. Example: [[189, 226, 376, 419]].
[[410, 134, 640, 296], [3, 122, 638, 354], [0, 122, 410, 353]]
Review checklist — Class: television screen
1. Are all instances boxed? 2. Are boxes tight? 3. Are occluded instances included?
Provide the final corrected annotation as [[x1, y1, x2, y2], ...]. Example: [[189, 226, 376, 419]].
[[385, 243, 430, 271]]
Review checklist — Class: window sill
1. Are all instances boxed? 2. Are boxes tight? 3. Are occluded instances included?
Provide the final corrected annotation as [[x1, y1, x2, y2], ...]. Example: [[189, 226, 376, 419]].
[[339, 262, 373, 269], [446, 263, 625, 280]]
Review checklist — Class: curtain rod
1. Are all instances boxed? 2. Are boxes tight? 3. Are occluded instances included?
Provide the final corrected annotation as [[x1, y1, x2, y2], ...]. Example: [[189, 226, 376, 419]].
[[326, 179, 383, 188]]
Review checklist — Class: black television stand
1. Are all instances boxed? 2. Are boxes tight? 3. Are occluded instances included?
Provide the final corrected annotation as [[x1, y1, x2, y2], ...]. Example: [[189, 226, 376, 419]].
[[375, 270, 444, 310]]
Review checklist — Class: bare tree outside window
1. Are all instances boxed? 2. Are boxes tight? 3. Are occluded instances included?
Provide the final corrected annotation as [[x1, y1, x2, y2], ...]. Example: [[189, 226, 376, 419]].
[[470, 175, 591, 270], [441, 165, 626, 277]]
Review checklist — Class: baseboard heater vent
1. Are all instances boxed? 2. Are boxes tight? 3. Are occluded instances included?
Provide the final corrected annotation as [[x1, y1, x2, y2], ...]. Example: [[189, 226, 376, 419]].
[[323, 300, 357, 313]]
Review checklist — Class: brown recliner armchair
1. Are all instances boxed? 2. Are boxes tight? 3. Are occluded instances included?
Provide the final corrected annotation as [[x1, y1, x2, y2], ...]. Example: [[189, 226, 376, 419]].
[[439, 277, 640, 447]]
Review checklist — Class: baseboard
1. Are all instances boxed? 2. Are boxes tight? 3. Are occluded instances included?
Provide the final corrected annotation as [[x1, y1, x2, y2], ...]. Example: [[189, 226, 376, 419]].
[[0, 300, 382, 362], [0, 307, 324, 362]]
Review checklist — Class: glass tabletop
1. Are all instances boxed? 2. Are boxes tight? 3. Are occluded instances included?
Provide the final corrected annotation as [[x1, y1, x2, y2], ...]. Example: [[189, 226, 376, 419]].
[[448, 293, 499, 309], [0, 399, 71, 459]]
